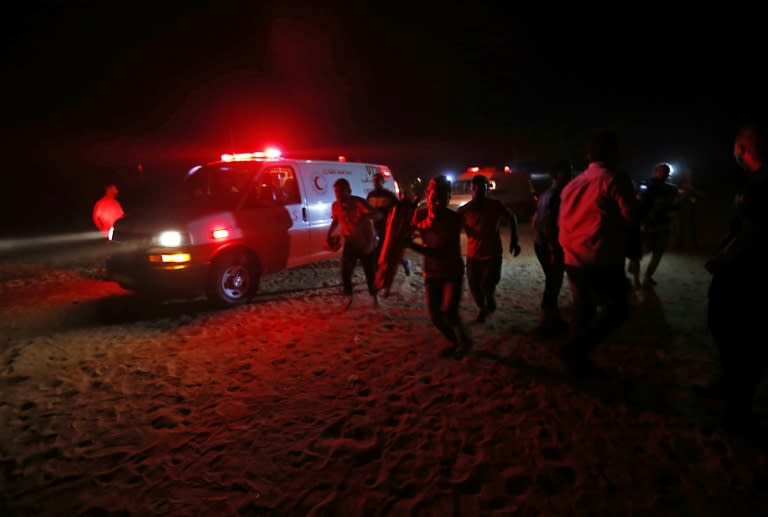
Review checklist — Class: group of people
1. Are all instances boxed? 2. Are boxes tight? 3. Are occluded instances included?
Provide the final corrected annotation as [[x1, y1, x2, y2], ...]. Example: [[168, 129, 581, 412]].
[[325, 173, 413, 312], [327, 170, 523, 357], [329, 124, 768, 437], [93, 125, 765, 435]]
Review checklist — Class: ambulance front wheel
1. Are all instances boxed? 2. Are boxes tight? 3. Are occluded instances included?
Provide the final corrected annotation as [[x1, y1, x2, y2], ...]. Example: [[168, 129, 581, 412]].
[[207, 251, 260, 307]]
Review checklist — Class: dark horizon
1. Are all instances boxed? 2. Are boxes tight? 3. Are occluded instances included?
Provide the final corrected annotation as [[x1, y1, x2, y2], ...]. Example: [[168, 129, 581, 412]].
[[2, 5, 763, 234]]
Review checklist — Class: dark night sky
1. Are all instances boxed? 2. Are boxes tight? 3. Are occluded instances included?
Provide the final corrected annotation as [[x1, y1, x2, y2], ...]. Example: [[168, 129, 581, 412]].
[[1, 3, 765, 232]]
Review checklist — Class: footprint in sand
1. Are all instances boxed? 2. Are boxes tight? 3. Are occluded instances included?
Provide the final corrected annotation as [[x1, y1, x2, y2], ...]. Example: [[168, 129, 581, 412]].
[[505, 473, 532, 495], [151, 415, 178, 429]]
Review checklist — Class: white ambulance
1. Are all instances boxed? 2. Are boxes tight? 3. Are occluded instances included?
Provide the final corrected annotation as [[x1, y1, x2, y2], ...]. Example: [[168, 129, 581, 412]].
[[106, 149, 398, 307], [448, 165, 538, 221]]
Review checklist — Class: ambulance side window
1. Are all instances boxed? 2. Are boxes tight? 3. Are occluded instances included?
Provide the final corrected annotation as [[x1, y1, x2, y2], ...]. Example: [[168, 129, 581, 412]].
[[242, 166, 301, 208], [265, 166, 301, 205], [243, 180, 276, 208], [282, 176, 300, 204]]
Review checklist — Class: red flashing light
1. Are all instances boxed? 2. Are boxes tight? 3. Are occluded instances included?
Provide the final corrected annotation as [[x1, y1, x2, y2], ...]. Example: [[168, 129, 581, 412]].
[[212, 228, 230, 240], [338, 155, 347, 162], [221, 148, 282, 162]]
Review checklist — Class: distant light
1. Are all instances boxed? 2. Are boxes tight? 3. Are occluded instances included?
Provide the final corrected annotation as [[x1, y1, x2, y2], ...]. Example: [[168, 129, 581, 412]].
[[338, 155, 347, 162], [445, 174, 454, 183], [503, 165, 511, 173], [667, 163, 676, 176], [470, 166, 479, 173]]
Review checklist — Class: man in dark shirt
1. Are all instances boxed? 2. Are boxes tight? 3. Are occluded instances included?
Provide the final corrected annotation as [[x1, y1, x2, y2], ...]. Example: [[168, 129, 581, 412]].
[[532, 160, 572, 336], [706, 123, 768, 434], [366, 173, 412, 278], [632, 163, 679, 289]]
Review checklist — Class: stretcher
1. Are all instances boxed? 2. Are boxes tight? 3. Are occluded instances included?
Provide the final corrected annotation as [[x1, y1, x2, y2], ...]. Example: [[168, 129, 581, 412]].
[[375, 200, 416, 292]]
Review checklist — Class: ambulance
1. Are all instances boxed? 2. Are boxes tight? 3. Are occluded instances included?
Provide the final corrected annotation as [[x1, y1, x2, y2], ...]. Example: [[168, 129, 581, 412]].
[[106, 149, 398, 307], [448, 165, 538, 221]]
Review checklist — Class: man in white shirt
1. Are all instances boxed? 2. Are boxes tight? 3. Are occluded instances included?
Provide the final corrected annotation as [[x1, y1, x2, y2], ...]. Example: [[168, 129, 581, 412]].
[[558, 130, 640, 373]]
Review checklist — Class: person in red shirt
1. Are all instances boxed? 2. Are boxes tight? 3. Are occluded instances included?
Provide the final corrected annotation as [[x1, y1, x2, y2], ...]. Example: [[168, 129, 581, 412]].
[[92, 184, 124, 237], [407, 176, 471, 357], [326, 178, 379, 310], [458, 174, 521, 323]]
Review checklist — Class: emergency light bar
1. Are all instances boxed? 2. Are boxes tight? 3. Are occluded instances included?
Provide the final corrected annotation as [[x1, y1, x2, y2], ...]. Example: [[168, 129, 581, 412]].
[[221, 147, 282, 162]]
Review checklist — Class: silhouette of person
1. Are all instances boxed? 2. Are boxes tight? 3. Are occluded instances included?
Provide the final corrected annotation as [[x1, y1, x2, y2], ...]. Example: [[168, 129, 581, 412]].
[[406, 175, 471, 357], [327, 178, 379, 310], [366, 172, 412, 277], [457, 174, 521, 323], [706, 122, 768, 434], [531, 160, 572, 336], [558, 130, 640, 373], [631, 163, 679, 289], [92, 184, 124, 237], [674, 167, 705, 250]]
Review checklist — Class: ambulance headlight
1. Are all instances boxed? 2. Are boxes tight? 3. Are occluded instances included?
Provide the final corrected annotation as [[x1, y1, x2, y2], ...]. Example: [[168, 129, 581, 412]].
[[153, 230, 189, 247]]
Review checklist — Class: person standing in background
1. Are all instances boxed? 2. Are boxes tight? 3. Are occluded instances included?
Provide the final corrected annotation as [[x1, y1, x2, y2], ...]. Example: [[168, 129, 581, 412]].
[[674, 167, 705, 250], [631, 163, 679, 289], [531, 160, 572, 336], [92, 184, 124, 237]]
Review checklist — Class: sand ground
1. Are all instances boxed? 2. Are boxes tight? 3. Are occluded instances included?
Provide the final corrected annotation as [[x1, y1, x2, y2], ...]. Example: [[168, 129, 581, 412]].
[[1, 216, 767, 516]]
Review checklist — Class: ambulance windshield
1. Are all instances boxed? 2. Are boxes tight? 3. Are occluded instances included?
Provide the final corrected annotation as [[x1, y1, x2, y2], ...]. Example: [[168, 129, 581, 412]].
[[182, 163, 256, 209]]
